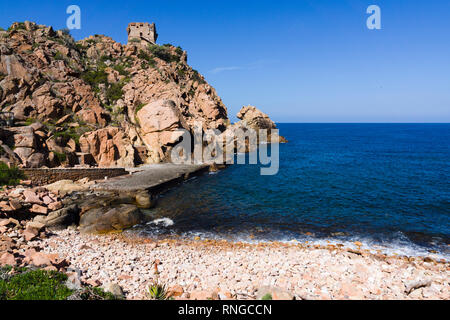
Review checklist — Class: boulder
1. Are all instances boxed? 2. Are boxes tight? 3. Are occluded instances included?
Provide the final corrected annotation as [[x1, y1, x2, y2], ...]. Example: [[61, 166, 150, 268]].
[[134, 191, 155, 209], [44, 180, 89, 194], [136, 99, 188, 162], [0, 252, 16, 267], [79, 204, 143, 234], [102, 283, 125, 299], [33, 204, 80, 229]]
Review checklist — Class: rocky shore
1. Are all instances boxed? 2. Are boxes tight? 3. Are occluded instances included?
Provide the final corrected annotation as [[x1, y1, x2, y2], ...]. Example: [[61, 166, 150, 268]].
[[1, 176, 449, 300], [34, 230, 449, 300]]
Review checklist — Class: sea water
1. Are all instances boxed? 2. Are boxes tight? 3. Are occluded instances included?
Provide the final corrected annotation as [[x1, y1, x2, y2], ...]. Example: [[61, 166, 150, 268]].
[[130, 124, 450, 260]]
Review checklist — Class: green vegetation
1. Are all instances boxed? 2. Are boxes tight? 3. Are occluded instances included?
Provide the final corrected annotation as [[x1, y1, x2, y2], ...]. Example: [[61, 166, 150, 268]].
[[0, 73, 6, 81], [0, 162, 25, 187], [75, 43, 86, 51], [135, 103, 146, 114], [54, 51, 65, 61], [261, 293, 273, 300], [0, 267, 116, 300], [113, 64, 130, 77], [105, 82, 124, 103], [175, 46, 184, 56], [146, 282, 168, 300], [7, 22, 26, 32], [148, 44, 182, 64], [77, 287, 116, 300], [53, 151, 67, 163], [52, 124, 91, 145], [192, 69, 206, 85], [0, 267, 72, 300], [81, 69, 108, 88], [138, 50, 157, 68], [24, 118, 37, 126]]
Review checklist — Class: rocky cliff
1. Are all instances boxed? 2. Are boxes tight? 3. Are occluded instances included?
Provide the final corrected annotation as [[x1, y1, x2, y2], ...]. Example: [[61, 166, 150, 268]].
[[0, 21, 283, 168]]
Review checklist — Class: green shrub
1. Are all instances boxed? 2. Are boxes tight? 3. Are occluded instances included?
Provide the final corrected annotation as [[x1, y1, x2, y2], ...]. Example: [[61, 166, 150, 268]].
[[0, 267, 117, 300], [81, 69, 108, 88], [7, 22, 26, 32], [113, 64, 130, 77], [77, 287, 116, 300], [261, 293, 272, 300], [0, 162, 25, 187], [75, 43, 86, 51], [105, 82, 124, 103], [192, 69, 206, 84], [0, 269, 72, 300], [175, 46, 184, 56], [54, 51, 65, 61], [53, 152, 67, 163], [148, 44, 180, 63], [53, 127, 82, 144], [135, 103, 146, 114], [24, 118, 36, 126]]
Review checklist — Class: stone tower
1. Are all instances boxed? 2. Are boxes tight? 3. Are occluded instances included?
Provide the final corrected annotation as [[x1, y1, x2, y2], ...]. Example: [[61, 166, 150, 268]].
[[127, 22, 158, 45]]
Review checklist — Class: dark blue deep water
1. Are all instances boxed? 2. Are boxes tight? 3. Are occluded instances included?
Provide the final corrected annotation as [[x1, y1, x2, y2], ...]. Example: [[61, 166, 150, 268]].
[[134, 124, 450, 259]]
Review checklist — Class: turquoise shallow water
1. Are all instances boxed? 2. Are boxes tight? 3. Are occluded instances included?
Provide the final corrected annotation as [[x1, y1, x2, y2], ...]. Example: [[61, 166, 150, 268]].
[[131, 124, 450, 259]]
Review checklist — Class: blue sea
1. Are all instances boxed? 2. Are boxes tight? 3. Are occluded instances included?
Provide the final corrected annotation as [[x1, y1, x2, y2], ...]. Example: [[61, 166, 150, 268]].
[[132, 124, 450, 260]]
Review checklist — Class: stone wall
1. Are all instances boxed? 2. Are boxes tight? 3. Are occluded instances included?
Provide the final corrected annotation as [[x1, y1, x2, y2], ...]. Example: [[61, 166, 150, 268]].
[[127, 22, 158, 44], [22, 168, 128, 185]]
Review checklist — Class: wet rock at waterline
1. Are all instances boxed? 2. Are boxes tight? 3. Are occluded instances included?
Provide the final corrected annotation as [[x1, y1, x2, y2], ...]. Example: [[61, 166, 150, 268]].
[[135, 191, 156, 209], [79, 204, 143, 234]]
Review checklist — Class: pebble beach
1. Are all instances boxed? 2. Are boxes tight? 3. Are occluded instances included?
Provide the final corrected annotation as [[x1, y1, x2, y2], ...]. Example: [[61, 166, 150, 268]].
[[35, 229, 450, 300]]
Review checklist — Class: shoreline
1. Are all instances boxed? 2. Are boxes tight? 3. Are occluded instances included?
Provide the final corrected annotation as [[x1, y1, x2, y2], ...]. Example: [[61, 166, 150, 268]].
[[129, 224, 450, 263], [35, 229, 450, 300]]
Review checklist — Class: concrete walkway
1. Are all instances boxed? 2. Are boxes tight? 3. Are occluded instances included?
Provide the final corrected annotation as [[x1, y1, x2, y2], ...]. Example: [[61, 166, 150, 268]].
[[90, 164, 209, 193]]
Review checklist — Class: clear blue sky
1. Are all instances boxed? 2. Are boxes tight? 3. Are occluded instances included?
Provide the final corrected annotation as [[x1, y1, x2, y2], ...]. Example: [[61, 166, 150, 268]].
[[1, 0, 449, 123]]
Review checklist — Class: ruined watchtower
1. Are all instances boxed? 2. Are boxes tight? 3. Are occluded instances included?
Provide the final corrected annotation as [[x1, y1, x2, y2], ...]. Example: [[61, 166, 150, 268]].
[[127, 22, 158, 45]]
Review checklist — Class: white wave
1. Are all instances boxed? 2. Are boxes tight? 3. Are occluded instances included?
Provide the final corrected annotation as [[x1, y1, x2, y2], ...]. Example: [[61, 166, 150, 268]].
[[147, 218, 174, 227], [175, 231, 450, 261]]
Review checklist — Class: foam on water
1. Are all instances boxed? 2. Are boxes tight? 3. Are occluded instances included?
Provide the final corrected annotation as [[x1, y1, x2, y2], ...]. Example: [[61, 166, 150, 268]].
[[147, 218, 174, 227], [131, 222, 449, 261]]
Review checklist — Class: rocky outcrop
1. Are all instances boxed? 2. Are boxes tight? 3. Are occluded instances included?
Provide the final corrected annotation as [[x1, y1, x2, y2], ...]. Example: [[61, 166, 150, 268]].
[[235, 105, 287, 143], [0, 21, 283, 168], [79, 127, 135, 167], [236, 106, 277, 130]]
